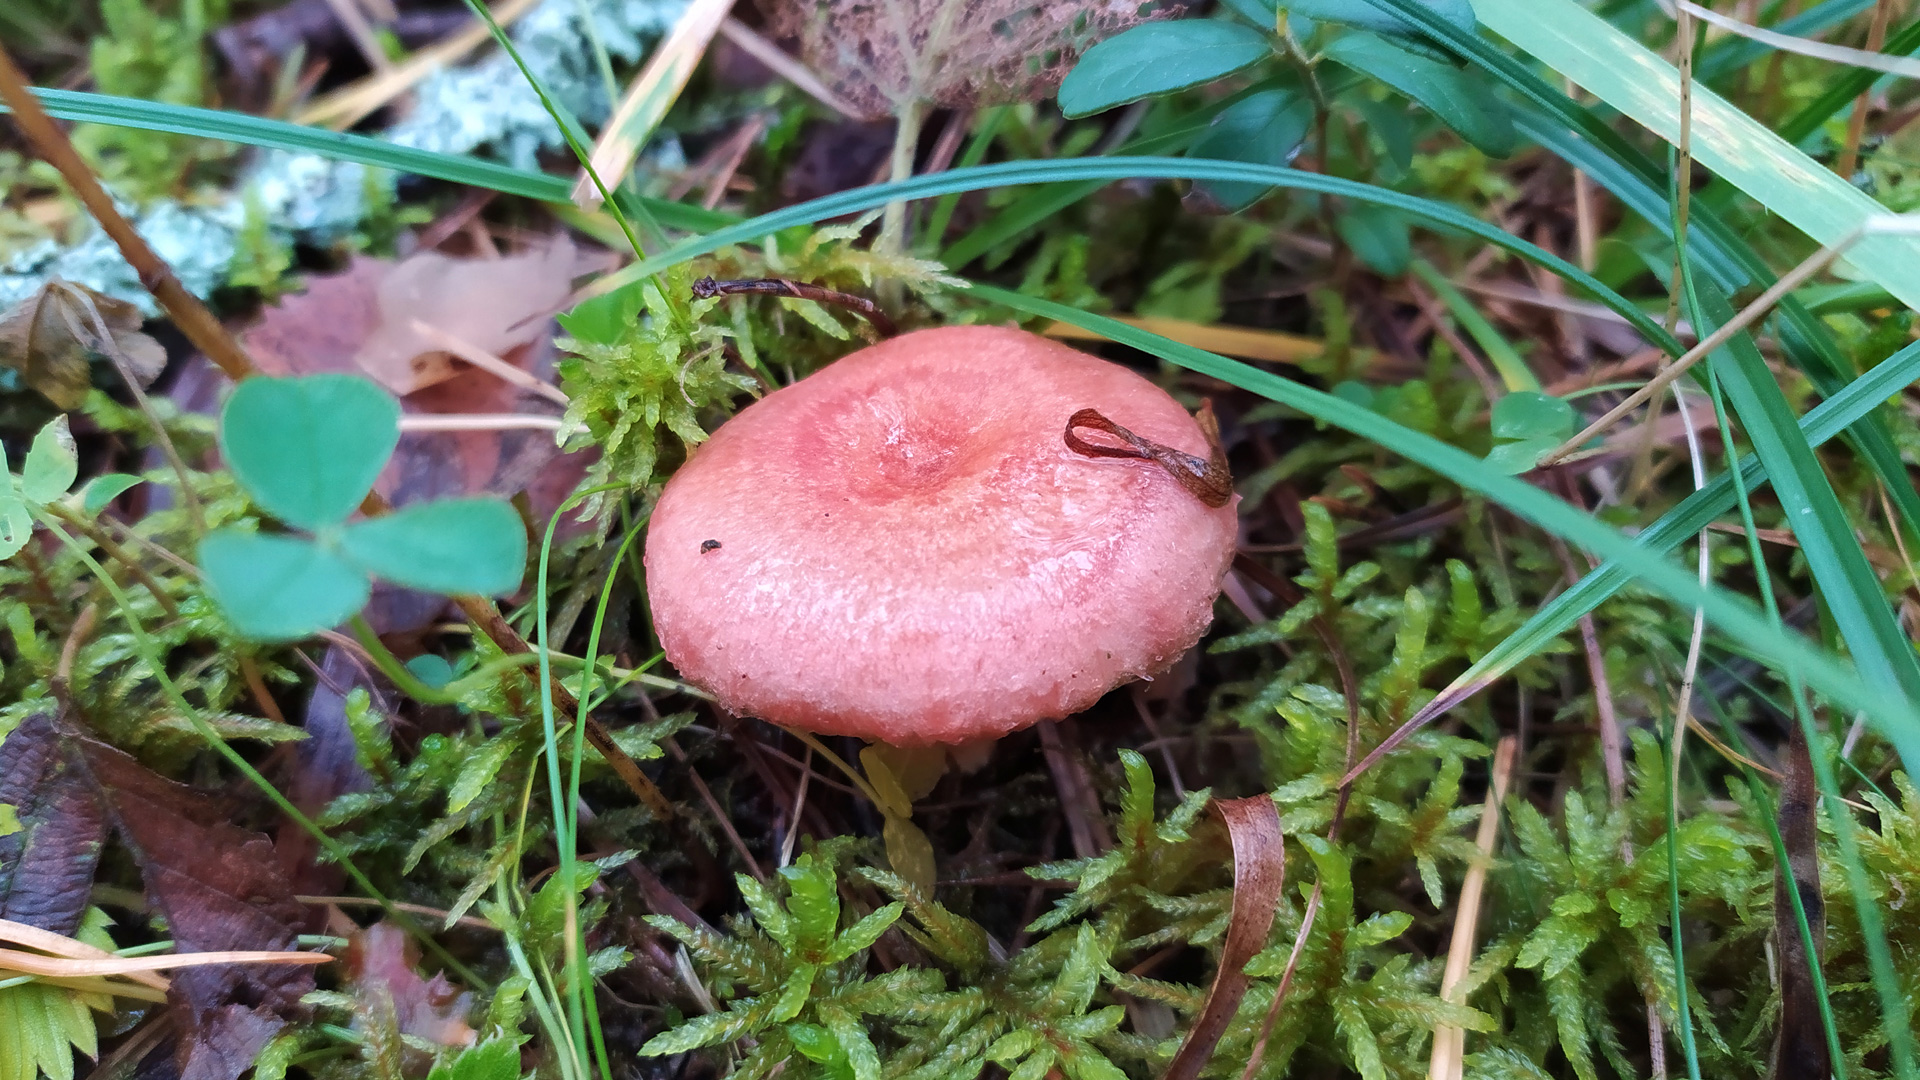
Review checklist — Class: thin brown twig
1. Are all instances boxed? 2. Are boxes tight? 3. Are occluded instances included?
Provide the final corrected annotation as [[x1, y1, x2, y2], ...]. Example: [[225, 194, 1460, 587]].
[[1536, 232, 1859, 468], [1836, 0, 1895, 179], [0, 46, 254, 382], [692, 276, 898, 338]]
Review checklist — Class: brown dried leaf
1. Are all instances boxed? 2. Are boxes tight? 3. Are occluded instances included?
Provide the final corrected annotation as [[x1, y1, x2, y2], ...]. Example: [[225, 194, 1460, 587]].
[[74, 738, 314, 1080], [0, 712, 106, 937], [240, 244, 595, 522], [344, 923, 476, 1049], [0, 280, 167, 410], [243, 240, 609, 395], [1162, 795, 1284, 1080], [762, 0, 1187, 120]]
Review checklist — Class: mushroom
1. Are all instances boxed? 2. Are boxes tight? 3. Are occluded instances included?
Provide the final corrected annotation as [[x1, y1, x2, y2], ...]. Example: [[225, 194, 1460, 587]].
[[644, 324, 1240, 747]]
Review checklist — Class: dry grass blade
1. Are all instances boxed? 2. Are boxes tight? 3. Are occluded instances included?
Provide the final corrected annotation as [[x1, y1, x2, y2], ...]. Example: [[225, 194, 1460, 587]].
[[397, 414, 564, 431], [296, 0, 541, 129], [573, 0, 736, 207], [1536, 232, 1857, 468], [0, 917, 168, 992], [0, 947, 331, 978], [1428, 737, 1517, 1080], [408, 319, 571, 405], [1162, 796, 1285, 1080], [715, 19, 860, 120], [1044, 315, 1326, 365], [1669, 0, 1920, 80]]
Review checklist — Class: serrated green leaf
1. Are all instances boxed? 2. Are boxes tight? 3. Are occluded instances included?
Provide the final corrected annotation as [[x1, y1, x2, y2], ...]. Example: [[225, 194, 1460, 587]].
[[20, 416, 76, 505], [986, 1030, 1039, 1063], [339, 497, 527, 596], [823, 1009, 881, 1080], [825, 902, 902, 964], [1059, 1043, 1129, 1080], [739, 873, 795, 951], [1008, 1047, 1057, 1080], [638, 1002, 763, 1056], [221, 374, 399, 529], [447, 737, 518, 814], [1352, 910, 1415, 948], [770, 963, 816, 1023], [198, 529, 371, 641], [1059, 20, 1272, 118], [448, 1038, 525, 1080], [1046, 924, 1104, 1016], [782, 856, 841, 954]]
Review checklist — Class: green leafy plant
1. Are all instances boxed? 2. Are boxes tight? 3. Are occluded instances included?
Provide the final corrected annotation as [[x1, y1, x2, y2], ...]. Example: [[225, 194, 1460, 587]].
[[1484, 391, 1575, 475], [197, 374, 526, 640]]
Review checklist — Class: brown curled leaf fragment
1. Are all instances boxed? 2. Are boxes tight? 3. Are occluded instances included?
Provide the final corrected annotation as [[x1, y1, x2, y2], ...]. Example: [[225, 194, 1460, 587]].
[[691, 276, 897, 338], [1065, 400, 1233, 508], [1162, 795, 1285, 1080]]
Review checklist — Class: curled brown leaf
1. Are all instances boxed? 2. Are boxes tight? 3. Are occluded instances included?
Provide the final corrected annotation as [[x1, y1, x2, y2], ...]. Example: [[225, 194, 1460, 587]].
[[1162, 795, 1284, 1080]]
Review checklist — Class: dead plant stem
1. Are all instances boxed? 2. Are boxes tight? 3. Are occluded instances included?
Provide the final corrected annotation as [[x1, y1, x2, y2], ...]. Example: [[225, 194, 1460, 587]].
[[1537, 232, 1857, 468]]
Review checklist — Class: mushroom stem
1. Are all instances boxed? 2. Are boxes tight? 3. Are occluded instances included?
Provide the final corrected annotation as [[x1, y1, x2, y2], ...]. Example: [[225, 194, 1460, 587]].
[[690, 276, 897, 337], [1065, 400, 1234, 508]]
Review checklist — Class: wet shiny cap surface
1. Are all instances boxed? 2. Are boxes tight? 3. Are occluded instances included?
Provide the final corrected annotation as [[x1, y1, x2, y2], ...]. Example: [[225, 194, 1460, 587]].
[[645, 325, 1240, 744]]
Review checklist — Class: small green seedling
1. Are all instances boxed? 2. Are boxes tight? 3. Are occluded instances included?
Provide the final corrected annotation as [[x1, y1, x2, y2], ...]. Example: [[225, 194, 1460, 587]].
[[200, 373, 527, 641], [0, 413, 145, 559], [1484, 390, 1575, 474]]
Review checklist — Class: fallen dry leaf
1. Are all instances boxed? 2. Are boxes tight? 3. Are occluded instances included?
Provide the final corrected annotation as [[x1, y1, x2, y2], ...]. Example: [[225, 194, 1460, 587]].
[[0, 280, 166, 409], [761, 0, 1185, 120], [1162, 795, 1284, 1080], [240, 242, 595, 526], [244, 239, 607, 395], [75, 738, 315, 1080], [344, 922, 476, 1048], [0, 712, 107, 937]]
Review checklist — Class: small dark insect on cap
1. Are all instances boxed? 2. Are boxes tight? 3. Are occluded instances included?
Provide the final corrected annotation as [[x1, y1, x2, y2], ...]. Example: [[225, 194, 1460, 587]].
[[700, 539, 722, 553]]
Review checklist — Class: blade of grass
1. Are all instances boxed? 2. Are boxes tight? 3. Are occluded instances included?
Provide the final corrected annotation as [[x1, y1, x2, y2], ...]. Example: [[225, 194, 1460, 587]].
[[600, 157, 1677, 348], [1695, 0, 1876, 83], [1384, 333, 1920, 766], [457, 0, 651, 260], [963, 282, 1920, 764], [1359, 0, 1920, 544], [1681, 268, 1920, 749], [1777, 10, 1920, 144], [1409, 258, 1540, 392], [8, 88, 736, 232], [573, 0, 734, 207], [1473, 0, 1920, 310], [1709, 698, 1847, 1077], [1686, 286, 1917, 1080]]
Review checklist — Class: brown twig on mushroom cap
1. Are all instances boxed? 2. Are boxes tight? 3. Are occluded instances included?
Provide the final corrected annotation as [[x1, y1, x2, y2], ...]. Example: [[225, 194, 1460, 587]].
[[690, 275, 898, 337], [1065, 400, 1233, 508]]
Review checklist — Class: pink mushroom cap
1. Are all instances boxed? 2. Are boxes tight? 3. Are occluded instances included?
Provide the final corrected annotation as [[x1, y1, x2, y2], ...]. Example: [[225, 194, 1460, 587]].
[[644, 325, 1240, 745]]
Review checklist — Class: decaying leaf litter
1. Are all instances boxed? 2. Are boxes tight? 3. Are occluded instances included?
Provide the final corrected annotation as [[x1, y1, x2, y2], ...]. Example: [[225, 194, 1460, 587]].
[[2, 0, 1920, 1077]]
